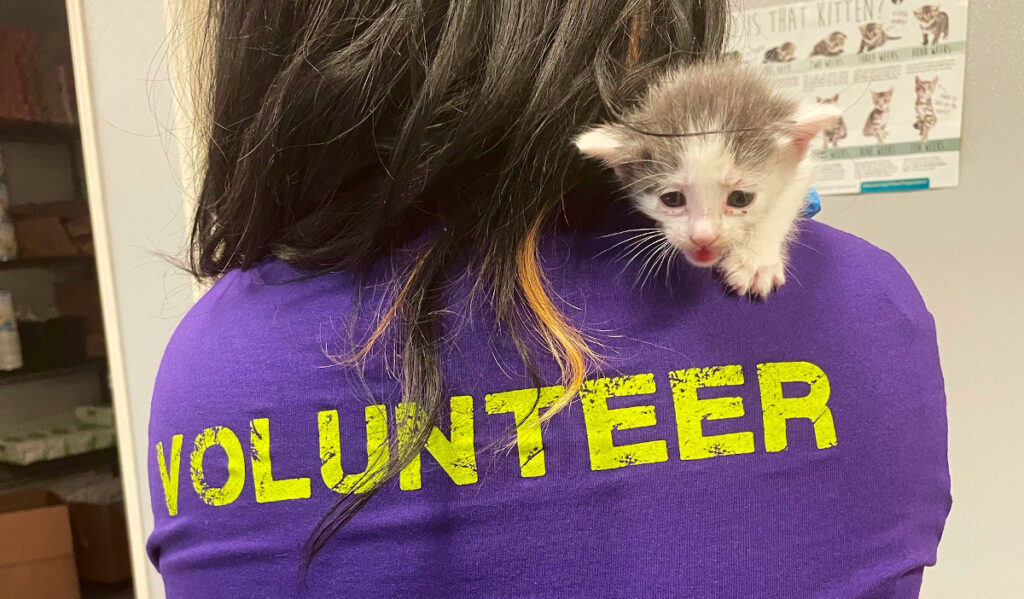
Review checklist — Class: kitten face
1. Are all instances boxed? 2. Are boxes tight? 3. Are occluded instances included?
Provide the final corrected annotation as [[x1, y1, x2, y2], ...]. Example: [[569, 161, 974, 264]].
[[871, 89, 893, 109], [915, 76, 938, 98], [915, 6, 939, 23], [614, 136, 790, 266], [861, 22, 887, 38], [575, 63, 839, 269]]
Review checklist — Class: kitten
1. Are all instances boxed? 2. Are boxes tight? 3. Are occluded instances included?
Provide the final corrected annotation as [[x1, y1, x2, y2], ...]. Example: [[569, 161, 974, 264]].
[[913, 76, 939, 141], [817, 95, 847, 148], [914, 5, 950, 45], [862, 88, 894, 144], [811, 32, 848, 57], [858, 23, 901, 53], [574, 62, 839, 297], [764, 42, 797, 63]]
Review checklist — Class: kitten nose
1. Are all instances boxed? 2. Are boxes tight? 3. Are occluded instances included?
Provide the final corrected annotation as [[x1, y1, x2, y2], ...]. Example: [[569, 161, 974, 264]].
[[689, 233, 719, 248]]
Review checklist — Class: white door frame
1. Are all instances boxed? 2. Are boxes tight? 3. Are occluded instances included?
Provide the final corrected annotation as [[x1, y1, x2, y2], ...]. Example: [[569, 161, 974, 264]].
[[65, 2, 153, 595], [66, 1, 196, 596]]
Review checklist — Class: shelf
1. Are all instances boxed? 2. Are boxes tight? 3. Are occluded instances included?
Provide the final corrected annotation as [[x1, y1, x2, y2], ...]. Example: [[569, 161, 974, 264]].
[[0, 118, 79, 143], [0, 358, 106, 386], [0, 255, 94, 270], [0, 409, 116, 466]]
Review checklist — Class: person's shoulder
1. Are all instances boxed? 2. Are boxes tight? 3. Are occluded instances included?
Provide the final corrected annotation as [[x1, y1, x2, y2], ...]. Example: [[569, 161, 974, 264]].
[[793, 219, 932, 327], [153, 258, 358, 397], [796, 219, 911, 281], [163, 259, 304, 349]]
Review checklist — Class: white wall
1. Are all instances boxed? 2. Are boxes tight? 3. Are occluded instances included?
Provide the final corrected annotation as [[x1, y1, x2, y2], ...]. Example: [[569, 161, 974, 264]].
[[818, 1, 1024, 596], [66, 1, 194, 597]]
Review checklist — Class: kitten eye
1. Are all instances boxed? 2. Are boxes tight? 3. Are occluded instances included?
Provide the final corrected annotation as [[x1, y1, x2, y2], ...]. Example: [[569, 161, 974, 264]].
[[659, 191, 686, 208], [727, 190, 755, 208]]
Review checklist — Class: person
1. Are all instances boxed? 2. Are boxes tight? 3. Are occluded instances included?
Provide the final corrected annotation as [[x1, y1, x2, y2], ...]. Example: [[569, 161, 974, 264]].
[[147, 1, 950, 597]]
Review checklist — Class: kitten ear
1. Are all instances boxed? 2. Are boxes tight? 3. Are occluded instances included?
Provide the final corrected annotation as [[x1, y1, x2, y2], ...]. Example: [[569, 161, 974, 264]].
[[931, 76, 939, 86], [785, 102, 842, 157], [574, 125, 627, 166]]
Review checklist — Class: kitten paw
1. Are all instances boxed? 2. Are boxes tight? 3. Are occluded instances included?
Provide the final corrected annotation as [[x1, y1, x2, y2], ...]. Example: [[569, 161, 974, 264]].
[[721, 259, 786, 298]]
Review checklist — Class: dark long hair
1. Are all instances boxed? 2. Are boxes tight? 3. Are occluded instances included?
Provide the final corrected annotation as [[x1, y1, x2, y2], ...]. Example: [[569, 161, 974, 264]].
[[184, 0, 728, 563]]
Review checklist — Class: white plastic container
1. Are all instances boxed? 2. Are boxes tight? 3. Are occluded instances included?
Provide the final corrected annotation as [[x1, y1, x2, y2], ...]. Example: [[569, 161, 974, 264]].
[[0, 290, 24, 371], [0, 150, 17, 261], [0, 211, 17, 261]]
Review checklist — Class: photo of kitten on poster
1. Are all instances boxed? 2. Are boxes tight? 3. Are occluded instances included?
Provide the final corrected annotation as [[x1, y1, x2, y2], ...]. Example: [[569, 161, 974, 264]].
[[914, 76, 940, 141], [858, 22, 901, 53], [817, 95, 847, 148], [811, 32, 847, 57], [763, 42, 797, 63], [915, 5, 950, 45], [863, 88, 894, 144]]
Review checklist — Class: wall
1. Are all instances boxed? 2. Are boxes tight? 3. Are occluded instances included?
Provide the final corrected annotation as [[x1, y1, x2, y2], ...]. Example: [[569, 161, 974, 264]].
[[66, 0, 194, 597], [814, 1, 1023, 596]]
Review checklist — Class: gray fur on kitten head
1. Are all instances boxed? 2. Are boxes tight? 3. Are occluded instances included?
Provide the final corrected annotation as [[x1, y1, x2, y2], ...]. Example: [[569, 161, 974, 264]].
[[574, 61, 839, 297], [591, 62, 800, 179]]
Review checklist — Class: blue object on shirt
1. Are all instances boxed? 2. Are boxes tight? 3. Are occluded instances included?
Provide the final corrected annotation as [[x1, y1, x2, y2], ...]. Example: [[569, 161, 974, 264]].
[[802, 188, 821, 219]]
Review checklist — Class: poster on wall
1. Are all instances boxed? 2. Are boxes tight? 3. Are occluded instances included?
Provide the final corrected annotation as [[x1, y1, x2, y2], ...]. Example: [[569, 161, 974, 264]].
[[728, 1, 969, 195]]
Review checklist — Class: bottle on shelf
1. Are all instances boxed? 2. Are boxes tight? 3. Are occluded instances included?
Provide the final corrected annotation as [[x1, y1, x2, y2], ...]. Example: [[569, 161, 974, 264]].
[[0, 149, 17, 261], [0, 209, 17, 261], [0, 290, 23, 371]]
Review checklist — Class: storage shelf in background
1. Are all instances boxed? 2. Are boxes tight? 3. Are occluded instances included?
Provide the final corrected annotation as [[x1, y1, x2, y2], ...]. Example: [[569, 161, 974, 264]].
[[0, 358, 107, 386], [0, 409, 116, 466], [0, 118, 79, 143], [0, 255, 95, 271]]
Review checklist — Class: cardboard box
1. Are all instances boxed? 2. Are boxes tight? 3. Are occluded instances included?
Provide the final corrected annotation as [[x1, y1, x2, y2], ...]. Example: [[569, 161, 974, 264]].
[[13, 215, 80, 257], [68, 501, 131, 584], [54, 279, 102, 327], [0, 490, 81, 599], [54, 280, 106, 358]]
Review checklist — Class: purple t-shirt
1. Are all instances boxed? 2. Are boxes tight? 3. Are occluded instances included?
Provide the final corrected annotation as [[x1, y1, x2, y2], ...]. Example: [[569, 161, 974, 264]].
[[147, 203, 950, 598]]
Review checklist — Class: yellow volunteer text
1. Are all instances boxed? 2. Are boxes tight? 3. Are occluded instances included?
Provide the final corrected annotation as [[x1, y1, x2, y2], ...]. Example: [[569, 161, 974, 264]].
[[153, 361, 836, 515]]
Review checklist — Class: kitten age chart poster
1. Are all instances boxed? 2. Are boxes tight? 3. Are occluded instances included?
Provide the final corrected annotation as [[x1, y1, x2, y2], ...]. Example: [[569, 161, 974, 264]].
[[730, 0, 969, 195]]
